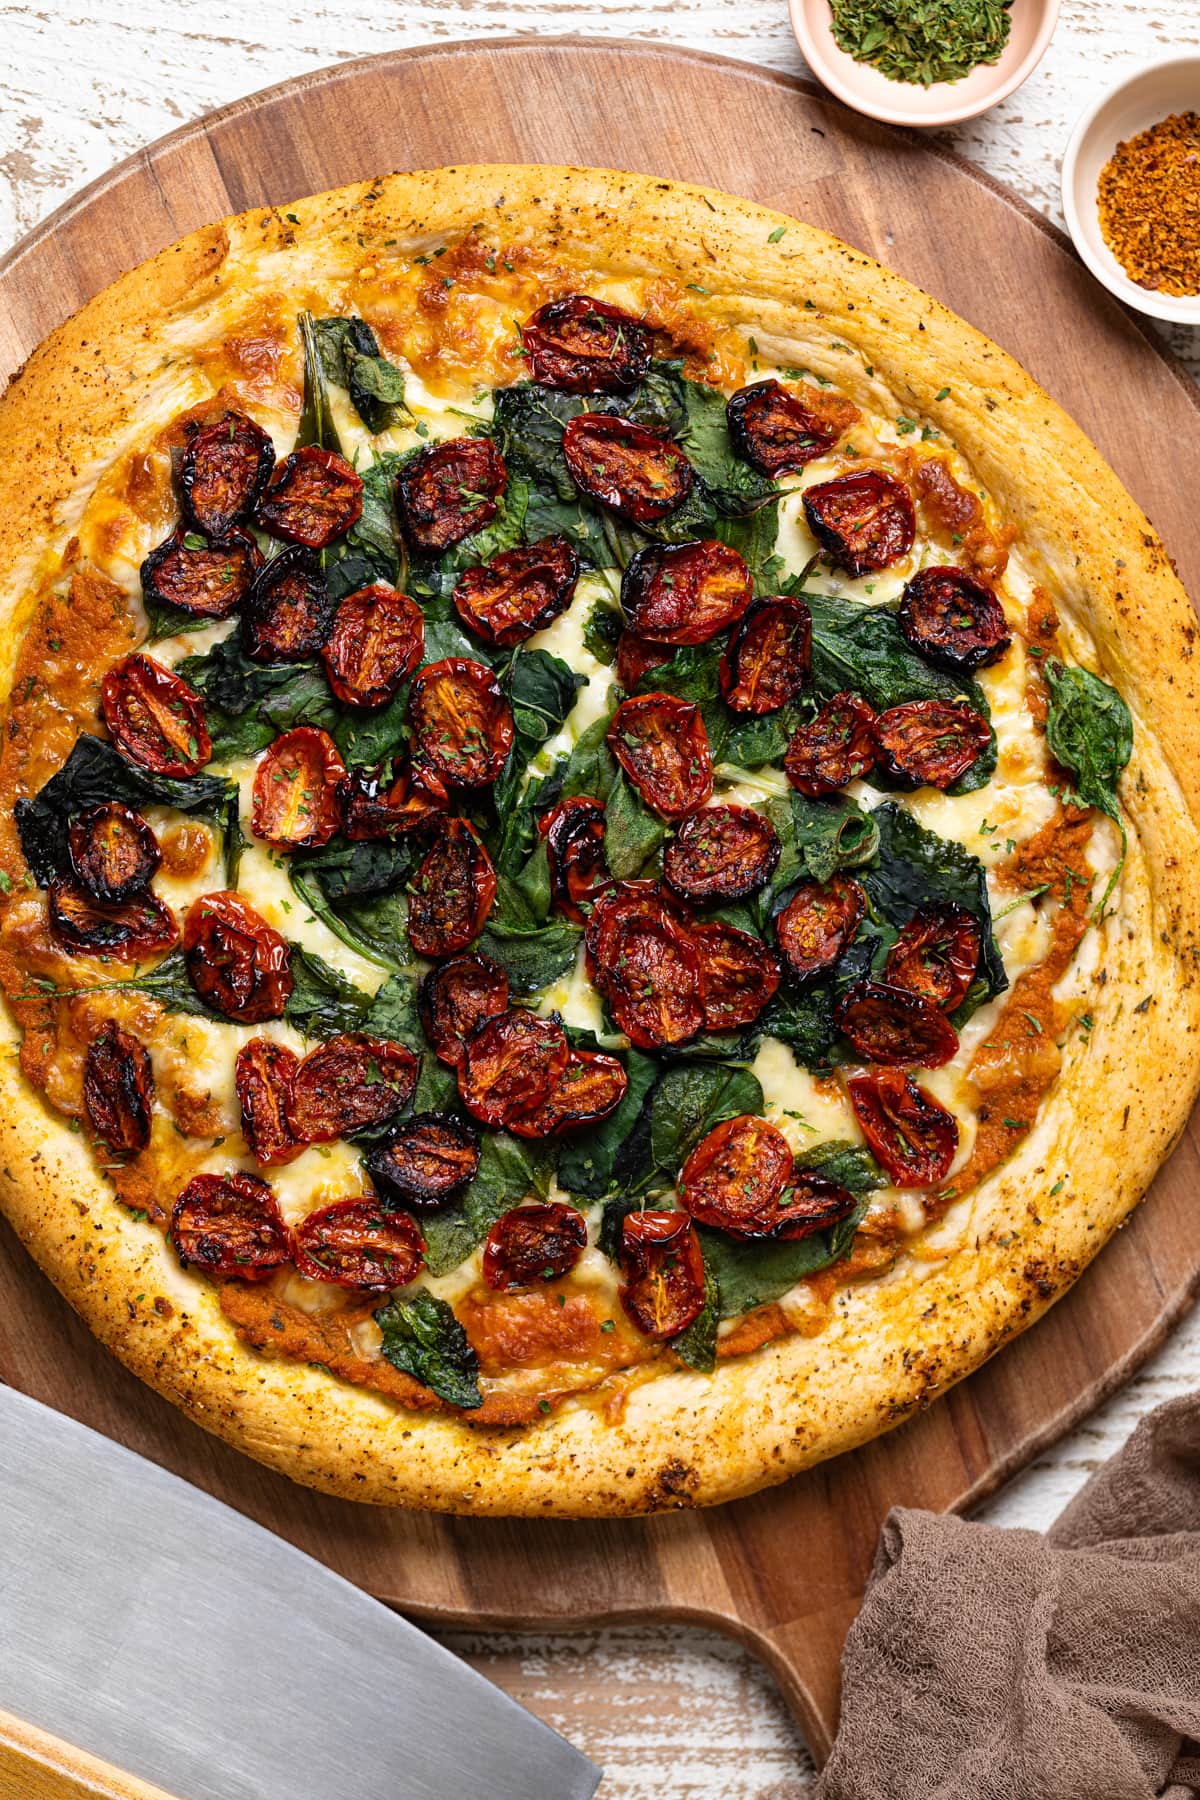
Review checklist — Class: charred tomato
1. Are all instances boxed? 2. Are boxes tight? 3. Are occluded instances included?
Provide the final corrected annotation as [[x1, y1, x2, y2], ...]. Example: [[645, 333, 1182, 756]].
[[522, 294, 650, 393], [322, 584, 425, 709], [720, 596, 812, 714], [847, 1068, 958, 1188], [620, 540, 752, 647], [340, 762, 448, 840], [288, 1035, 419, 1143], [241, 545, 334, 663], [407, 819, 497, 959], [101, 654, 211, 778], [49, 884, 178, 960], [294, 1198, 424, 1291], [457, 1009, 570, 1130], [482, 1202, 588, 1290], [183, 891, 293, 1023], [835, 980, 959, 1068], [453, 535, 579, 648], [598, 910, 705, 1049], [395, 436, 507, 552], [885, 904, 982, 1011], [419, 954, 510, 1067], [727, 379, 839, 476], [68, 802, 160, 903], [83, 1021, 154, 1155], [540, 795, 610, 924], [256, 445, 363, 548], [772, 1170, 859, 1240], [873, 699, 991, 790], [775, 875, 866, 983], [365, 1112, 482, 1207], [678, 1114, 794, 1236], [407, 658, 514, 789], [561, 414, 692, 524], [606, 693, 713, 819], [141, 527, 262, 621], [616, 629, 670, 692], [803, 470, 915, 577], [691, 921, 782, 1031], [251, 726, 346, 852], [507, 1050, 628, 1139], [784, 691, 878, 797], [171, 1170, 292, 1280], [235, 1038, 302, 1166], [179, 411, 275, 537], [662, 804, 780, 905], [618, 1211, 706, 1340], [898, 566, 1011, 673]]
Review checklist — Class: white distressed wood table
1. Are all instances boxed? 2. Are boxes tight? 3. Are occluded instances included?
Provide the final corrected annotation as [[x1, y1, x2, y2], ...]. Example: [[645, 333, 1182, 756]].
[[3, 3, 1198, 1791]]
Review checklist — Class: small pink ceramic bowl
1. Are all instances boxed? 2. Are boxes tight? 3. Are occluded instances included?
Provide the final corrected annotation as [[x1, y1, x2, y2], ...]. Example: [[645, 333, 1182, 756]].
[[789, 0, 1060, 128]]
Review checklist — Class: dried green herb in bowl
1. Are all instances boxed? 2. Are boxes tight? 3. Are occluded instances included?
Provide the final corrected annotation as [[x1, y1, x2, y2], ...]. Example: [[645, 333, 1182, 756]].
[[829, 0, 1014, 87]]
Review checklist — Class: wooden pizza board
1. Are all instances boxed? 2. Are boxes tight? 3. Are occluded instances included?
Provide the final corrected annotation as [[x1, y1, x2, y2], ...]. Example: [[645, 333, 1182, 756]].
[[2, 38, 1199, 1764]]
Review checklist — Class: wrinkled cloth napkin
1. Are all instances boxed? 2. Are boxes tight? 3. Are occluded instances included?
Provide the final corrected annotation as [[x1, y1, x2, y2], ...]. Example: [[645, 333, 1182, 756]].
[[816, 1393, 1200, 1799]]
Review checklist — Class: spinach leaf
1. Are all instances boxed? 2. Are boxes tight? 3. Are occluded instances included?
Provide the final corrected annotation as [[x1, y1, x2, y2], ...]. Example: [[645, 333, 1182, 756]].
[[374, 1291, 481, 1409], [312, 316, 410, 435], [475, 873, 581, 995], [582, 598, 622, 667], [15, 736, 233, 887], [1043, 659, 1132, 908], [292, 836, 413, 902], [326, 455, 405, 600], [559, 714, 619, 801], [291, 868, 410, 974], [420, 1132, 557, 1277], [493, 648, 586, 843], [722, 705, 803, 770], [178, 634, 337, 759], [798, 1137, 885, 1197], [671, 1262, 720, 1372], [556, 1048, 659, 1200], [698, 1200, 871, 1319], [361, 971, 423, 1045], [648, 1062, 765, 1179], [116, 948, 220, 1019], [296, 312, 345, 455], [490, 386, 611, 565], [785, 789, 880, 888], [284, 947, 374, 1038], [604, 772, 666, 880]]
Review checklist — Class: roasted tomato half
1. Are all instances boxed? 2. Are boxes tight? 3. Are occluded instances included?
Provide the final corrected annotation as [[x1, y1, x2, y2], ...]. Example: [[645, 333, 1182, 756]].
[[663, 804, 780, 904], [235, 1038, 302, 1166], [584, 881, 679, 979], [179, 410, 275, 537], [294, 1198, 424, 1291], [83, 1021, 154, 1155], [835, 980, 959, 1068], [803, 470, 915, 577], [885, 904, 982, 1011], [775, 1169, 860, 1239], [540, 795, 610, 924], [241, 545, 334, 663], [785, 691, 878, 797], [618, 1211, 706, 1339], [720, 596, 812, 714], [101, 654, 211, 778], [562, 414, 692, 523], [873, 699, 991, 790], [183, 891, 293, 1022], [407, 819, 497, 959], [322, 584, 425, 708], [522, 294, 650, 393], [507, 1050, 629, 1139], [898, 566, 1011, 673], [141, 527, 262, 621], [692, 921, 782, 1031], [483, 1201, 589, 1292], [726, 379, 839, 476], [598, 910, 705, 1049], [847, 1068, 958, 1187], [288, 1035, 419, 1143], [408, 658, 515, 789], [340, 761, 448, 840], [458, 1009, 570, 1130], [68, 802, 160, 903], [251, 727, 346, 852], [616, 628, 670, 692], [49, 884, 178, 960], [678, 1114, 793, 1236], [453, 535, 579, 647], [775, 875, 866, 983], [256, 446, 363, 548], [607, 693, 713, 819], [171, 1170, 292, 1280], [395, 437, 508, 552], [419, 953, 510, 1067], [365, 1112, 482, 1207], [620, 540, 752, 647]]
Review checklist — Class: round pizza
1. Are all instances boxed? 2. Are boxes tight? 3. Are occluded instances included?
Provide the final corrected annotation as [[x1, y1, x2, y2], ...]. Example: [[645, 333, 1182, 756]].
[[1, 166, 1197, 1515]]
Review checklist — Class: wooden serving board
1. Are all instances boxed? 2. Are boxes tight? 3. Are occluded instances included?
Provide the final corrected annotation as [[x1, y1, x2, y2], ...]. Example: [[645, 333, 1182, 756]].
[[2, 38, 1200, 1766]]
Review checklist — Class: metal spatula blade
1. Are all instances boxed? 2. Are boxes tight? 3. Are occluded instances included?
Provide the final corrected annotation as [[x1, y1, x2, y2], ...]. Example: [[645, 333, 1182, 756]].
[[0, 1385, 602, 1800]]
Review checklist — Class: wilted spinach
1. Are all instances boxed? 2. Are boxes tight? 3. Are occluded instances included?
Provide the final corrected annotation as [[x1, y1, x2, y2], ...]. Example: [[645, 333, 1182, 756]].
[[1044, 658, 1132, 909], [374, 1291, 481, 1409], [312, 315, 410, 435]]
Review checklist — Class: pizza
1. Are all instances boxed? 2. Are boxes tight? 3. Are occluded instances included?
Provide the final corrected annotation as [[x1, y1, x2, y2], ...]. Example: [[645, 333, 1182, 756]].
[[0, 165, 1198, 1516]]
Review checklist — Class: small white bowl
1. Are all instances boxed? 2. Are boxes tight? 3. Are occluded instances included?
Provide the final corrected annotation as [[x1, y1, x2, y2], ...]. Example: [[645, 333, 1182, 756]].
[[789, 0, 1060, 128], [1061, 58, 1200, 325]]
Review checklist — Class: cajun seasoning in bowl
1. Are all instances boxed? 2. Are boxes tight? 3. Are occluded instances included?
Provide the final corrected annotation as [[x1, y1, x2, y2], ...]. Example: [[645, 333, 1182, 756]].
[[1097, 112, 1200, 299]]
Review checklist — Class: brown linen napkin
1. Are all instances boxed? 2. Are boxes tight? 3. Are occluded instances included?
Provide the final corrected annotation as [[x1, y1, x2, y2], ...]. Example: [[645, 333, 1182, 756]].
[[815, 1393, 1200, 1798]]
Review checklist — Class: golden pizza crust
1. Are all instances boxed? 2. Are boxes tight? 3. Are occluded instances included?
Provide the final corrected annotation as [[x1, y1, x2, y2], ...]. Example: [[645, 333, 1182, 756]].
[[1, 165, 1199, 1515]]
